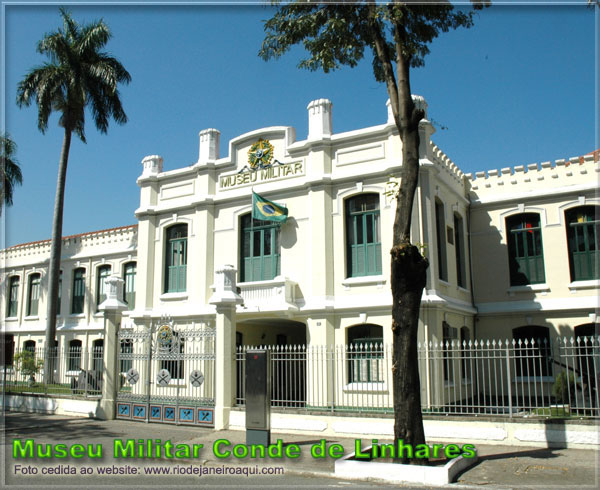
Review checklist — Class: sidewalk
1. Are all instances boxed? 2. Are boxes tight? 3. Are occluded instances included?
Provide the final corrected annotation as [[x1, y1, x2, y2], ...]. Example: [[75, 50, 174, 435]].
[[2, 412, 599, 488], [176, 425, 599, 488]]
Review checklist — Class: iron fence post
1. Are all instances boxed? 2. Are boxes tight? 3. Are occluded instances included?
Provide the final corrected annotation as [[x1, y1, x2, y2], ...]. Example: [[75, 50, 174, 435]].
[[506, 343, 513, 418]]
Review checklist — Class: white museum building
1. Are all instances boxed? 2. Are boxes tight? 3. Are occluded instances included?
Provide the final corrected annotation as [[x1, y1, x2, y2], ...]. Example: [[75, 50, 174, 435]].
[[1, 97, 598, 426]]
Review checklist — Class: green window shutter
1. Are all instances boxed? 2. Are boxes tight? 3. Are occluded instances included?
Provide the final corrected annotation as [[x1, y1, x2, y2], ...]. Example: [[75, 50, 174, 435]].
[[346, 194, 382, 278], [123, 262, 136, 308], [566, 206, 599, 281], [165, 225, 188, 293], [7, 276, 19, 317], [27, 274, 41, 316], [72, 268, 86, 314], [96, 265, 111, 309], [239, 215, 280, 282], [507, 214, 545, 286]]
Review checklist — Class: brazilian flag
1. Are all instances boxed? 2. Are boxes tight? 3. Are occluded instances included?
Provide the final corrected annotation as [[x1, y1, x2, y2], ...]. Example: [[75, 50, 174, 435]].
[[252, 191, 288, 223]]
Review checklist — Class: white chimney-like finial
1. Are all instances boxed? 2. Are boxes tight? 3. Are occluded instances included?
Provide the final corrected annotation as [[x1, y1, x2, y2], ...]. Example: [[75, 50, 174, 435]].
[[307, 98, 332, 140], [141, 155, 163, 177], [198, 128, 220, 163]]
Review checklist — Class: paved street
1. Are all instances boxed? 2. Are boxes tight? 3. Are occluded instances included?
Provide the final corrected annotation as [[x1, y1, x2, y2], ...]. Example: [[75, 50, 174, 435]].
[[1, 412, 598, 489]]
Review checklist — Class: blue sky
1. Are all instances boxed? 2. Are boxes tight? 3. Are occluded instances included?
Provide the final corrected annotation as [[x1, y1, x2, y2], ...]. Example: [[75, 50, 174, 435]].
[[1, 2, 596, 248]]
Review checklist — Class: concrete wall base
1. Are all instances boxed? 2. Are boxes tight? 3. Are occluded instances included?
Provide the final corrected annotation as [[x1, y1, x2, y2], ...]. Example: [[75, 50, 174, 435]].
[[4, 395, 100, 418], [229, 410, 600, 450]]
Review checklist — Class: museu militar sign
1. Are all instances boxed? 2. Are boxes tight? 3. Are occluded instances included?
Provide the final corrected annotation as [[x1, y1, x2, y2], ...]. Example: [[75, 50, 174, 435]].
[[219, 138, 304, 190]]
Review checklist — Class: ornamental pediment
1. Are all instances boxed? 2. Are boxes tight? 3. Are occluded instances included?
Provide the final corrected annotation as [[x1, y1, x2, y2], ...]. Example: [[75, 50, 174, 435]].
[[218, 126, 304, 191]]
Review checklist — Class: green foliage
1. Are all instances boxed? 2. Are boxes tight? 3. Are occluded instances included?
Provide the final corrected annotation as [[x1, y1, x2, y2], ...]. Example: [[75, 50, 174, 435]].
[[552, 371, 579, 404], [16, 8, 131, 143], [260, 2, 480, 79], [0, 134, 23, 213], [13, 351, 44, 378]]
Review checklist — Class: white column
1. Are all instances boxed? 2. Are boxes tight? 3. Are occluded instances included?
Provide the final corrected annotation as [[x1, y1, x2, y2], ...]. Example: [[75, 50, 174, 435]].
[[98, 276, 127, 420], [209, 265, 243, 429]]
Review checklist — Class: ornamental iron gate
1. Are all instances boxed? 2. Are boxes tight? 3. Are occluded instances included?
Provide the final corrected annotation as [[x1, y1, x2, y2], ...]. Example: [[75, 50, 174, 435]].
[[116, 318, 215, 427]]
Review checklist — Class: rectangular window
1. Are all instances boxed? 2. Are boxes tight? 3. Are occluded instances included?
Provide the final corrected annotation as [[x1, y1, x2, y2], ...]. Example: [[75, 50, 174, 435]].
[[165, 225, 187, 293], [123, 262, 136, 309], [567, 207, 599, 281], [27, 274, 41, 316], [7, 276, 19, 318], [347, 324, 383, 383], [454, 214, 466, 288], [96, 265, 111, 310], [507, 214, 545, 285], [72, 268, 86, 314], [346, 194, 382, 278], [240, 215, 280, 282], [442, 322, 456, 382], [68, 340, 82, 371], [436, 200, 448, 281]]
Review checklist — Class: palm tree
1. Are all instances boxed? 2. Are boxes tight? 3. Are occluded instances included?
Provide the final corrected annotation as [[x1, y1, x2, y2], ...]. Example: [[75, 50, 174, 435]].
[[0, 134, 23, 215], [16, 8, 131, 383]]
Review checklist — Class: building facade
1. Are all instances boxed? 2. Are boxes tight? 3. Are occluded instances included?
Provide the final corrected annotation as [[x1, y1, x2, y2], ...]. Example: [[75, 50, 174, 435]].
[[1, 97, 598, 392]]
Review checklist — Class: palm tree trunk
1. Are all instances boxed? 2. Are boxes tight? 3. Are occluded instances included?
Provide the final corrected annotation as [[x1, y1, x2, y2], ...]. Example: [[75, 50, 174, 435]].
[[44, 128, 71, 384]]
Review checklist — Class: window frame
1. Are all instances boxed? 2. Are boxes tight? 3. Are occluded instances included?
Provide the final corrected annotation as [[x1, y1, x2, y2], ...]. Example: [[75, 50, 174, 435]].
[[7, 276, 20, 318], [239, 214, 281, 282], [454, 213, 466, 288], [506, 213, 545, 286], [345, 194, 382, 278], [435, 199, 448, 282], [512, 326, 553, 378], [122, 262, 136, 309], [71, 268, 86, 314], [68, 339, 82, 372], [26, 273, 41, 317], [164, 224, 188, 293], [565, 206, 599, 282], [96, 265, 111, 310], [347, 324, 384, 384]]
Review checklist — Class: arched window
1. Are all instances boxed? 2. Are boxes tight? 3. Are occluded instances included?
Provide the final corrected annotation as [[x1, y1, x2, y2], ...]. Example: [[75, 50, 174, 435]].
[[96, 265, 111, 310], [165, 224, 187, 292], [71, 268, 86, 314], [435, 199, 448, 281], [347, 324, 383, 383], [23, 340, 36, 353], [512, 326, 552, 377], [565, 206, 599, 281], [506, 213, 545, 286], [27, 273, 41, 316], [6, 276, 19, 318], [92, 339, 104, 374], [123, 262, 136, 308], [454, 213, 466, 288], [345, 194, 381, 278], [68, 340, 82, 371], [240, 214, 280, 282]]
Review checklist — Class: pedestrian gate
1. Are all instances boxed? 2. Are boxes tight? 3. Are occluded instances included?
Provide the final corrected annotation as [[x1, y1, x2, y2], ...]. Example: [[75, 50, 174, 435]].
[[116, 319, 215, 427]]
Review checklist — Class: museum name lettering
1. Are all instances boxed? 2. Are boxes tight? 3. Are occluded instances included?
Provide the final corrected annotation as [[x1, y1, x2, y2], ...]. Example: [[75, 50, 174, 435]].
[[13, 438, 476, 460], [220, 162, 303, 189]]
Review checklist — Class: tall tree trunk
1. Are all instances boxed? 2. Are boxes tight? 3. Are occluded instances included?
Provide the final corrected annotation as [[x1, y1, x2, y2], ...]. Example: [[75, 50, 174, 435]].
[[391, 125, 429, 464], [390, 48, 429, 463], [44, 128, 71, 384]]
